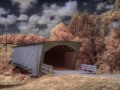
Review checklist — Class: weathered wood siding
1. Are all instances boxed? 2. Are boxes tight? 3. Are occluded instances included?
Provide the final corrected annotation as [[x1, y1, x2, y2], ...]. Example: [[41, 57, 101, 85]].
[[64, 52, 77, 69], [12, 44, 43, 76]]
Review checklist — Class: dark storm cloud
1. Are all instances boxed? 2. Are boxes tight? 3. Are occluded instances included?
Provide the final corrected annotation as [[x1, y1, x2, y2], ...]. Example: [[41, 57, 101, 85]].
[[0, 0, 115, 36], [18, 1, 78, 37]]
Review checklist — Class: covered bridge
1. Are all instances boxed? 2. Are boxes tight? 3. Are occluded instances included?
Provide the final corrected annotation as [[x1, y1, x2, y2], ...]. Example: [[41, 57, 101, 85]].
[[12, 41, 81, 76]]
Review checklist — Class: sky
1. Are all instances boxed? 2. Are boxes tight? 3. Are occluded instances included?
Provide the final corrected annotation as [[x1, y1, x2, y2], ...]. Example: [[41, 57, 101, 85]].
[[0, 0, 115, 37]]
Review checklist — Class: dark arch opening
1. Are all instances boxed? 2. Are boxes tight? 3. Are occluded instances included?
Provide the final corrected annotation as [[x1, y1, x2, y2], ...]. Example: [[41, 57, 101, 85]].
[[43, 45, 76, 70]]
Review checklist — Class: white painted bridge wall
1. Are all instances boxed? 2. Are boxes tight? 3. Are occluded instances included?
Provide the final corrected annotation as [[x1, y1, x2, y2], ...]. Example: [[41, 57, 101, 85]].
[[12, 44, 43, 76]]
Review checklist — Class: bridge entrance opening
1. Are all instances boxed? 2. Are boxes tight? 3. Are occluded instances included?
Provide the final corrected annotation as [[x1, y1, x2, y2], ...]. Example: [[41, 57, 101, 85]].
[[43, 45, 76, 70]]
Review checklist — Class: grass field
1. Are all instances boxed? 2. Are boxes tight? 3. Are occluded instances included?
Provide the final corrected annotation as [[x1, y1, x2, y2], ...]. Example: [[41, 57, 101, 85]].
[[0, 74, 120, 90]]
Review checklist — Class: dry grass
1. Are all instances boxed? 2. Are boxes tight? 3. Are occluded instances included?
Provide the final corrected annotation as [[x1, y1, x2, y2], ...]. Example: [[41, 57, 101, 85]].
[[0, 74, 120, 90], [0, 75, 27, 86], [0, 44, 13, 60], [0, 44, 29, 88]]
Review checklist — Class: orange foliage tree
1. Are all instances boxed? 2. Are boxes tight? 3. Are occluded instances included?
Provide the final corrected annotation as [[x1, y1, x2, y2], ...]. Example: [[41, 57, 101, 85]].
[[68, 12, 105, 65], [49, 23, 78, 41], [0, 34, 46, 45], [98, 29, 120, 73]]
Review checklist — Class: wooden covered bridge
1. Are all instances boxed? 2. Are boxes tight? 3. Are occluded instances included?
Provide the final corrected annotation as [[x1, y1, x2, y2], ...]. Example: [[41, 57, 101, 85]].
[[12, 41, 81, 76]]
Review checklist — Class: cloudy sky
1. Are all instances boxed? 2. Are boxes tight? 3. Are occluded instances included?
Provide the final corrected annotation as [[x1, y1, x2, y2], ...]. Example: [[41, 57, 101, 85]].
[[0, 0, 115, 37]]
